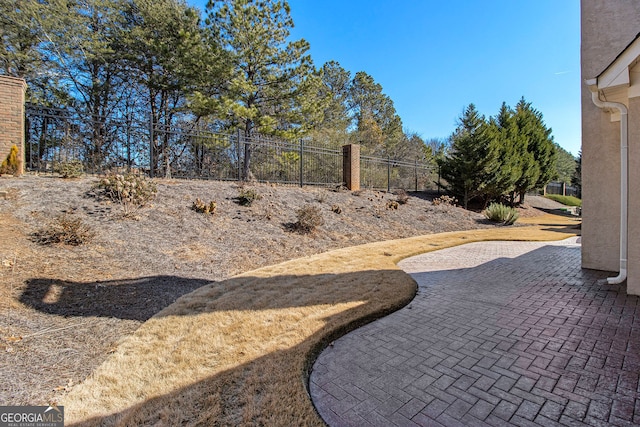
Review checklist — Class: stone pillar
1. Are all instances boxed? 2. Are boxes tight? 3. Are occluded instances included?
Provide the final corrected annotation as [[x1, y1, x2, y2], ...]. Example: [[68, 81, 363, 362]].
[[0, 76, 27, 175], [342, 144, 360, 191]]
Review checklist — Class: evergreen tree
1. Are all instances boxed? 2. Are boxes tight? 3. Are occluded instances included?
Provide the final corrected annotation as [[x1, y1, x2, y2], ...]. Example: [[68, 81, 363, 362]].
[[513, 98, 556, 201], [441, 104, 499, 209], [571, 150, 582, 197], [317, 61, 351, 134], [484, 103, 521, 205], [204, 0, 314, 179], [122, 0, 224, 177], [0, 0, 70, 104], [348, 71, 403, 156], [554, 143, 577, 184]]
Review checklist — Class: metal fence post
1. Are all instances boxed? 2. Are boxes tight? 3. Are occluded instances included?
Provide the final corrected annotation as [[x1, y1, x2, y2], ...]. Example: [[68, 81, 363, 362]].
[[387, 155, 391, 193], [299, 139, 304, 187]]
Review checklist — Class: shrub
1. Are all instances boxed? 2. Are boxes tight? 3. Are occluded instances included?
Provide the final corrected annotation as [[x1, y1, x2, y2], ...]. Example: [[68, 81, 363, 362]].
[[386, 200, 399, 210], [0, 145, 20, 175], [484, 203, 519, 225], [395, 189, 409, 205], [331, 204, 342, 214], [55, 160, 84, 178], [98, 172, 157, 216], [32, 214, 95, 246], [192, 198, 217, 215], [294, 205, 324, 233], [432, 195, 457, 206], [237, 188, 261, 206], [544, 194, 582, 207]]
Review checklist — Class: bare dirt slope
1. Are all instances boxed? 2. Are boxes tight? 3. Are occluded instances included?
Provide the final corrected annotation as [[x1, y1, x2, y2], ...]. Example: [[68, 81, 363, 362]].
[[0, 175, 541, 406]]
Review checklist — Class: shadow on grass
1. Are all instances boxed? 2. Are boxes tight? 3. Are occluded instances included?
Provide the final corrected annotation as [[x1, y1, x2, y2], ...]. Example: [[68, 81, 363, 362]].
[[19, 276, 211, 321]]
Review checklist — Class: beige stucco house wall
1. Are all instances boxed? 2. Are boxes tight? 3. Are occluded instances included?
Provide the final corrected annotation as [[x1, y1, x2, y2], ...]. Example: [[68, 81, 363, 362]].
[[581, 1, 640, 295]]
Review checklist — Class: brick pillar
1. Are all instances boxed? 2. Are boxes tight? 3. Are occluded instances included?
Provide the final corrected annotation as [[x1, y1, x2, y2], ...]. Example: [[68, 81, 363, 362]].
[[0, 76, 27, 176], [342, 144, 360, 191]]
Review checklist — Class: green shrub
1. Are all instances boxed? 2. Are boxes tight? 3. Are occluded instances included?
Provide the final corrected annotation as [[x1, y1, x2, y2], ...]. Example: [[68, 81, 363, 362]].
[[192, 198, 217, 215], [55, 160, 84, 178], [0, 145, 20, 175], [32, 214, 95, 246], [237, 188, 261, 206], [98, 172, 157, 216], [484, 203, 519, 225], [294, 205, 324, 233], [544, 194, 582, 207]]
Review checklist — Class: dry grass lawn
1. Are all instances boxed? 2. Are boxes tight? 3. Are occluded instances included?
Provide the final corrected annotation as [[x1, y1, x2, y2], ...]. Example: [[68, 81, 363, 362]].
[[63, 214, 580, 426]]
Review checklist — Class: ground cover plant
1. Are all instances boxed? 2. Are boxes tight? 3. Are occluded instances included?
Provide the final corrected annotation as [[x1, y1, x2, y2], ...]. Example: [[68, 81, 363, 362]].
[[544, 194, 582, 206], [0, 175, 577, 425]]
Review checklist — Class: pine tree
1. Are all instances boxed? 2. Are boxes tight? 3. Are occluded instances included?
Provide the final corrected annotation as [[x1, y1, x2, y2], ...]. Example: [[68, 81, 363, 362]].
[[205, 0, 314, 179], [122, 0, 224, 177], [348, 71, 403, 156], [441, 104, 499, 209]]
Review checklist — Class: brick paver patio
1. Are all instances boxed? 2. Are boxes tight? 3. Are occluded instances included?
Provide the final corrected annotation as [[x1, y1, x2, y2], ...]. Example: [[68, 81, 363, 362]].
[[310, 237, 640, 426]]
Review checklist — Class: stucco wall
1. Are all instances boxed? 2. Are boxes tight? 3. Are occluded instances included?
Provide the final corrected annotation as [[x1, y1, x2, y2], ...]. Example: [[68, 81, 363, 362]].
[[627, 97, 640, 294], [580, 1, 640, 273]]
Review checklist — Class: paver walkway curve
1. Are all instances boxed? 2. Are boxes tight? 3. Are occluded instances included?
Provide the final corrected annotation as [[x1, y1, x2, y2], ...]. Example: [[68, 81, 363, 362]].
[[310, 237, 640, 426]]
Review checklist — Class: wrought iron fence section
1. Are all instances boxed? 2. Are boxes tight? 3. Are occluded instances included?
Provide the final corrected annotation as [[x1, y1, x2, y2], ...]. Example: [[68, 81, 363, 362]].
[[25, 104, 148, 174], [25, 104, 434, 192], [360, 155, 435, 192], [152, 123, 238, 180], [239, 135, 343, 186]]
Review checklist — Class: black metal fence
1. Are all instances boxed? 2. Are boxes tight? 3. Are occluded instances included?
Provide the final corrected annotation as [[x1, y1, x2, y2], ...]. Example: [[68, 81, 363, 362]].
[[25, 104, 435, 191], [545, 181, 580, 198]]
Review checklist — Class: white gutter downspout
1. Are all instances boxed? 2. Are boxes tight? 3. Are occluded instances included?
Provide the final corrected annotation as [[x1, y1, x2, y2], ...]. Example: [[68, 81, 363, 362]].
[[586, 79, 628, 284]]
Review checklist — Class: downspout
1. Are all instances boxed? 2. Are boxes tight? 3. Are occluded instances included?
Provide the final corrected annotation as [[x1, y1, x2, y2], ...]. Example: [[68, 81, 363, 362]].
[[586, 80, 628, 284]]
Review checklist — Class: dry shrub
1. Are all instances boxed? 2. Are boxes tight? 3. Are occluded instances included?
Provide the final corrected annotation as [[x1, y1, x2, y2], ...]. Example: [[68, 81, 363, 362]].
[[192, 198, 217, 215], [237, 188, 261, 206], [55, 160, 84, 179], [32, 214, 95, 246], [293, 205, 324, 233], [0, 145, 20, 175], [98, 172, 157, 216], [386, 200, 399, 210], [316, 192, 328, 203], [331, 204, 342, 214], [395, 189, 409, 205], [432, 195, 457, 206]]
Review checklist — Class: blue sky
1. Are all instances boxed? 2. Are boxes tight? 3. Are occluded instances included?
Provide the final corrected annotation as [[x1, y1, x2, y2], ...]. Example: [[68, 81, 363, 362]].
[[192, 1, 581, 156]]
